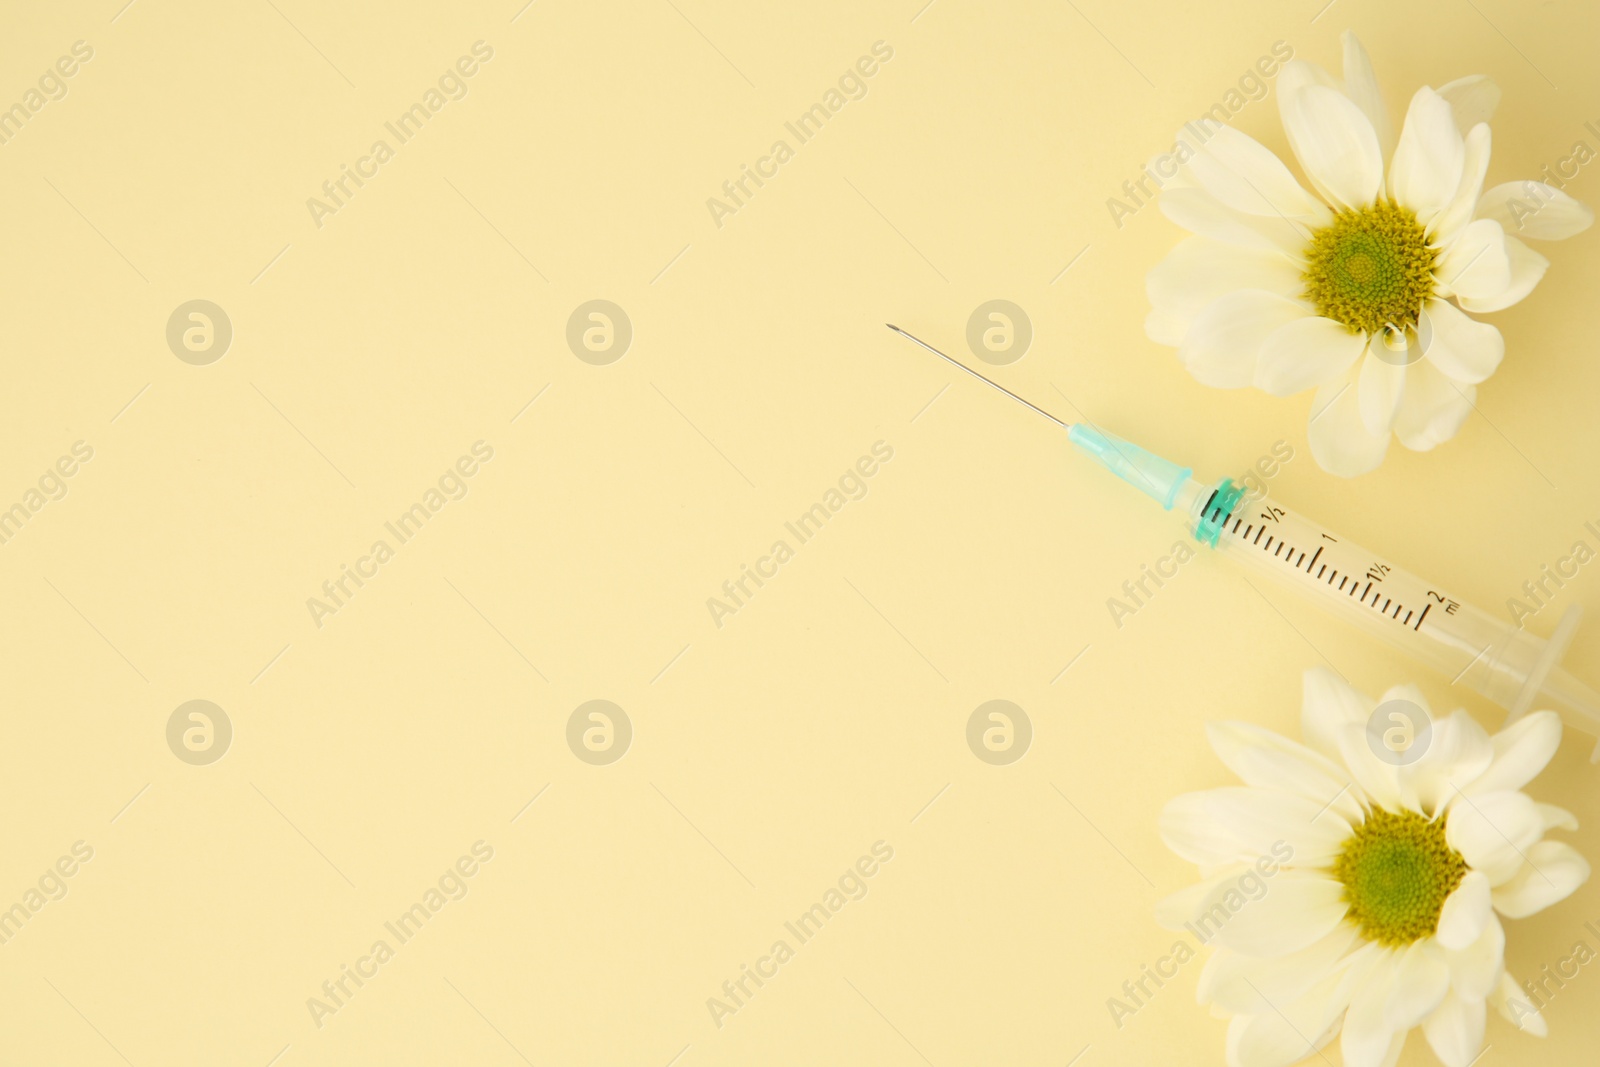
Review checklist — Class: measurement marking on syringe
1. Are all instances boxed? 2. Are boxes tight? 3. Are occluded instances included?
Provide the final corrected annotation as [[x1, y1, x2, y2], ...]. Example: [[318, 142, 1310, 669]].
[[1214, 500, 1444, 636], [1414, 603, 1431, 630]]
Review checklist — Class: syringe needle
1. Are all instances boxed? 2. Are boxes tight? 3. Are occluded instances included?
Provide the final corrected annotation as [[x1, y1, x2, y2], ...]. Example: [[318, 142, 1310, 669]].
[[886, 324, 1073, 431]]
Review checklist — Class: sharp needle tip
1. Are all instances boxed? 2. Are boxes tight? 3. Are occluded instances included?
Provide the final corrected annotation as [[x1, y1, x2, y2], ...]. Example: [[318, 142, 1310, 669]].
[[884, 323, 1070, 431]]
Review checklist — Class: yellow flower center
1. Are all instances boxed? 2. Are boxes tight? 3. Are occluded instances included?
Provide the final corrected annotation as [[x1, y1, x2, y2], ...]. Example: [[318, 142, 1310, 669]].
[[1302, 200, 1438, 336], [1334, 807, 1466, 947]]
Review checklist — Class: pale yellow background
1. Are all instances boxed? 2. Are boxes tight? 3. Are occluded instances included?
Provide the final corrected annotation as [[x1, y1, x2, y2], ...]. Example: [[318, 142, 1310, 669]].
[[3, 0, 1598, 1064]]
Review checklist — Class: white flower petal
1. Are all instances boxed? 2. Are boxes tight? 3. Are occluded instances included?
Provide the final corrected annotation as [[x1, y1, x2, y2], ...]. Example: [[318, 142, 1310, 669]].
[[1491, 839, 1591, 917], [1358, 349, 1406, 436], [1436, 74, 1501, 133], [1205, 720, 1365, 817], [1445, 790, 1542, 884], [1342, 32, 1393, 159], [1160, 186, 1311, 256], [1161, 786, 1352, 868], [1393, 358, 1474, 453], [1228, 996, 1339, 1067], [1271, 61, 1343, 211], [1467, 710, 1561, 795], [1198, 925, 1360, 1014], [1301, 666, 1375, 759], [1386, 942, 1452, 1030], [1430, 123, 1492, 248], [1422, 298, 1503, 384], [1308, 361, 1391, 476], [1277, 56, 1342, 95], [1178, 290, 1309, 389], [1156, 864, 1248, 928], [1204, 870, 1350, 957], [1342, 951, 1402, 1067], [1227, 947, 1379, 1067], [1390, 87, 1466, 224], [1160, 795, 1240, 867], [1367, 683, 1435, 808], [1422, 993, 1487, 1067], [1490, 970, 1547, 1035], [1145, 305, 1190, 346], [1444, 911, 1504, 1000], [1148, 146, 1196, 192], [1334, 722, 1407, 812], [1280, 82, 1384, 210], [1256, 316, 1367, 396], [1399, 708, 1493, 814], [1457, 234, 1548, 314], [1536, 802, 1579, 832], [1146, 235, 1305, 347], [1181, 126, 1330, 222], [1476, 180, 1595, 240], [1436, 869, 1492, 950], [1436, 218, 1511, 301]]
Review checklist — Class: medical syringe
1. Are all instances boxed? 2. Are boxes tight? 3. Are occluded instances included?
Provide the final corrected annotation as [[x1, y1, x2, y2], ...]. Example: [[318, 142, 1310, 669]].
[[887, 324, 1600, 759]]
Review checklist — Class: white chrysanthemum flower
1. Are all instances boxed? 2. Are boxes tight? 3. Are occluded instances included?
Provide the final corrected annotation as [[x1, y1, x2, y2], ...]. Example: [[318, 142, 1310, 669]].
[[1158, 668, 1590, 1067], [1145, 32, 1593, 477]]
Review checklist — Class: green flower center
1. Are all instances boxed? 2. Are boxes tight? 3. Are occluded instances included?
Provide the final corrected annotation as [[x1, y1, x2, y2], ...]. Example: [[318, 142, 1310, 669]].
[[1302, 200, 1438, 336], [1334, 807, 1466, 946]]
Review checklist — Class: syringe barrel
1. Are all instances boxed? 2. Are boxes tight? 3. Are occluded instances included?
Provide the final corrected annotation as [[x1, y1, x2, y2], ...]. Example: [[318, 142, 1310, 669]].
[[1185, 478, 1600, 739]]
